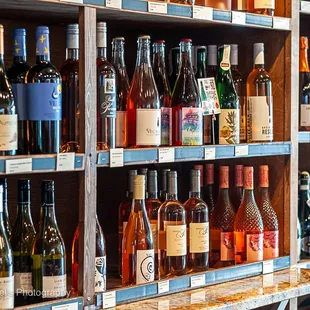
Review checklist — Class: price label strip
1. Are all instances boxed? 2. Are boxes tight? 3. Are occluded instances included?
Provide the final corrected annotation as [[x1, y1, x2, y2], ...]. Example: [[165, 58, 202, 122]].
[[198, 78, 221, 116], [158, 280, 169, 294], [158, 148, 175, 163], [205, 147, 216, 160], [5, 158, 32, 174], [148, 2, 167, 14], [60, 0, 83, 3], [106, 0, 122, 9], [57, 153, 75, 171], [262, 260, 274, 274], [102, 291, 116, 309], [52, 302, 79, 310], [193, 6, 213, 20], [110, 148, 124, 167], [235, 145, 249, 157], [191, 274, 205, 288]]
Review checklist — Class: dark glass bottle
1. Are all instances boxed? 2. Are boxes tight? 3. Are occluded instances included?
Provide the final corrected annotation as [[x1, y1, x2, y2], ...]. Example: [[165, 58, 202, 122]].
[[203, 164, 215, 217], [153, 40, 171, 146], [172, 39, 203, 146], [159, 168, 170, 202], [7, 28, 30, 155], [0, 178, 11, 238], [111, 37, 129, 148], [206, 45, 218, 78], [184, 169, 209, 273], [11, 179, 36, 306], [60, 24, 80, 153], [168, 47, 180, 93], [234, 164, 244, 211], [0, 25, 17, 156], [97, 22, 116, 150]]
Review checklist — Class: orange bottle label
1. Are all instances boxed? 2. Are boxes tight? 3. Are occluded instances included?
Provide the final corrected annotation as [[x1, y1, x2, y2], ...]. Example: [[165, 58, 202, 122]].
[[206, 164, 214, 185], [259, 165, 269, 187], [263, 230, 279, 259], [244, 167, 254, 190], [246, 233, 264, 262], [220, 232, 234, 261]]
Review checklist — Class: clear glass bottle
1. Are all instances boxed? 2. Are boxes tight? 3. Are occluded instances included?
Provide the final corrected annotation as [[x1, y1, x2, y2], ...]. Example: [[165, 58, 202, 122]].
[[128, 36, 161, 148], [158, 171, 187, 278], [159, 168, 170, 203], [169, 47, 180, 92], [204, 164, 215, 217], [172, 39, 203, 146], [193, 165, 204, 200], [0, 178, 11, 238], [112, 37, 129, 148], [234, 165, 244, 211]]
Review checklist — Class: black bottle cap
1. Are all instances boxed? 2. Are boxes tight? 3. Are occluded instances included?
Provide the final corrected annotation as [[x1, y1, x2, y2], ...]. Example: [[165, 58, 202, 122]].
[[168, 171, 178, 195], [148, 170, 158, 193], [18, 179, 30, 203], [190, 169, 200, 193]]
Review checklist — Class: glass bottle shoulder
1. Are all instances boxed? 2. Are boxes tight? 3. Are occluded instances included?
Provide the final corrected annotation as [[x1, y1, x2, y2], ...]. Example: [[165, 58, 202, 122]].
[[247, 67, 271, 85], [60, 59, 79, 76], [7, 62, 30, 83], [97, 58, 116, 75], [183, 197, 208, 211], [26, 61, 61, 83]]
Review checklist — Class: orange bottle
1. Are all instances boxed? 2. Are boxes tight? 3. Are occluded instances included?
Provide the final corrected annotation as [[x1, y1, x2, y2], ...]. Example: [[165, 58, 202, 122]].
[[247, 0, 275, 16]]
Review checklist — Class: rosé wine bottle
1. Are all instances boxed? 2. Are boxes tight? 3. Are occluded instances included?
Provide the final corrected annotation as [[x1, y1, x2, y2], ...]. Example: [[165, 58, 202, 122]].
[[234, 164, 244, 211]]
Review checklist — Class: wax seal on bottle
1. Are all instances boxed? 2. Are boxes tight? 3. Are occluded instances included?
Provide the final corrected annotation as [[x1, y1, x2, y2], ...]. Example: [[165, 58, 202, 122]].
[[259, 165, 269, 188], [219, 166, 229, 189], [205, 164, 214, 185], [235, 165, 244, 187], [244, 166, 254, 190]]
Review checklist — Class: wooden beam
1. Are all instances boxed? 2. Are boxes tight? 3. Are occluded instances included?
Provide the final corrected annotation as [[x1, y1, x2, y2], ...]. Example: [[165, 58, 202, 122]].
[[78, 6, 97, 305]]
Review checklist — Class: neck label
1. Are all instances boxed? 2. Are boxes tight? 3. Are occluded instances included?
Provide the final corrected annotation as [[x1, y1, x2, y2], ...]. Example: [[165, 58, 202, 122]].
[[219, 167, 229, 189], [244, 167, 254, 190], [220, 45, 231, 71], [36, 33, 50, 57], [259, 166, 269, 187]]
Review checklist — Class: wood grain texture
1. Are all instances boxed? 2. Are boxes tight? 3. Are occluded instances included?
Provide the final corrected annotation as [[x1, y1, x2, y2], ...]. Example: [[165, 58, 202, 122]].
[[78, 6, 97, 305]]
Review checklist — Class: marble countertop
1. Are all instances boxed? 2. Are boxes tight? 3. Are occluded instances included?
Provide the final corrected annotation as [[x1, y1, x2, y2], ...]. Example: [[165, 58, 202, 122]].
[[115, 268, 310, 309]]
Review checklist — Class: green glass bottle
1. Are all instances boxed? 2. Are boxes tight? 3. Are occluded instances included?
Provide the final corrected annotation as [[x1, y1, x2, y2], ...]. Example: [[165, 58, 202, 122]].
[[215, 45, 240, 145], [11, 179, 36, 306], [32, 180, 66, 302]]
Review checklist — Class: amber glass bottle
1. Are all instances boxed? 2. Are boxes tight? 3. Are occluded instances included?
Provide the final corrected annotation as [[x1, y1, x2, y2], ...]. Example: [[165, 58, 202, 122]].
[[234, 164, 244, 211], [204, 164, 215, 217]]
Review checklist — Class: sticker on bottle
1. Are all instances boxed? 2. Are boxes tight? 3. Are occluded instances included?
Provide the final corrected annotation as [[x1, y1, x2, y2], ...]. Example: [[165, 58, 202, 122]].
[[12, 84, 27, 120], [161, 107, 172, 146], [181, 108, 203, 146], [151, 222, 158, 254], [246, 233, 264, 262], [136, 249, 155, 284], [264, 231, 279, 260], [254, 0, 275, 9], [219, 109, 240, 145], [220, 232, 234, 261], [301, 105, 310, 127], [166, 225, 187, 256], [15, 272, 32, 293], [0, 115, 17, 151], [42, 274, 67, 298], [220, 45, 231, 71], [189, 222, 209, 253], [247, 96, 273, 141], [198, 78, 221, 116], [116, 111, 127, 148], [136, 109, 161, 146], [0, 276, 14, 309], [95, 256, 106, 293], [99, 78, 116, 119]]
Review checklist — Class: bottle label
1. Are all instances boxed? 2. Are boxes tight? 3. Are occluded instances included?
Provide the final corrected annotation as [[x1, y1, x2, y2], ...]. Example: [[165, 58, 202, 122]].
[[189, 222, 209, 253], [302, 236, 310, 253], [123, 221, 128, 233], [246, 233, 264, 262], [0, 115, 18, 151], [95, 256, 106, 292], [14, 255, 33, 293], [99, 78, 116, 119], [27, 83, 62, 121], [0, 276, 14, 309], [136, 249, 155, 284], [247, 96, 273, 141], [259, 166, 269, 187], [151, 221, 158, 254], [203, 115, 212, 144], [116, 111, 127, 147], [219, 109, 240, 145], [244, 167, 254, 190], [136, 109, 161, 146], [220, 232, 234, 261], [220, 45, 231, 71], [161, 107, 172, 146], [254, 0, 275, 9], [166, 224, 187, 256], [240, 97, 246, 141], [264, 231, 279, 259], [206, 164, 214, 185], [181, 107, 203, 146], [12, 84, 27, 120], [301, 105, 310, 126]]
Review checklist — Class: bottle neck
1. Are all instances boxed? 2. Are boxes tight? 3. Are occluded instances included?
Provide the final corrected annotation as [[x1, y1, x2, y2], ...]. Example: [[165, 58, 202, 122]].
[[259, 187, 270, 200], [153, 50, 166, 70], [148, 191, 158, 200], [126, 191, 133, 200], [254, 51, 265, 70], [41, 204, 57, 226], [167, 192, 178, 200], [196, 50, 206, 77], [242, 188, 256, 202], [300, 48, 310, 72], [13, 55, 27, 64], [97, 47, 107, 60], [189, 191, 200, 199], [179, 48, 193, 73], [17, 202, 32, 219], [36, 33, 50, 62], [136, 43, 151, 68], [219, 187, 230, 197], [0, 54, 4, 66], [112, 49, 125, 68], [67, 48, 79, 61]]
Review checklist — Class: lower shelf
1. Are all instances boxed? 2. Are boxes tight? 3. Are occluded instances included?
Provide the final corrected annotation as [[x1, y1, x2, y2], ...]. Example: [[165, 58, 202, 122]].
[[15, 297, 83, 310], [96, 256, 290, 308]]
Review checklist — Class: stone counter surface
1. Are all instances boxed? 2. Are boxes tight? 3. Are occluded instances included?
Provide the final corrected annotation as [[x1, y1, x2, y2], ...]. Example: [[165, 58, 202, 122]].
[[115, 268, 310, 309]]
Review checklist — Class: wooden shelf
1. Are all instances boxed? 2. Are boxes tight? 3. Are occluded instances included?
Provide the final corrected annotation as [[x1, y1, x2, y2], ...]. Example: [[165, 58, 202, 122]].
[[15, 297, 83, 310]]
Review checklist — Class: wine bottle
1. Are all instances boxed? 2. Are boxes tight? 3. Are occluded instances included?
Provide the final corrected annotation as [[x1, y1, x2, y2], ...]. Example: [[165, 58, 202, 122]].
[[26, 26, 62, 154], [0, 25, 17, 156], [32, 181, 66, 301], [216, 45, 240, 145], [97, 22, 116, 150], [234, 165, 244, 211], [232, 0, 247, 11], [299, 37, 310, 131], [146, 170, 162, 279], [159, 168, 170, 202], [231, 44, 246, 143], [7, 28, 30, 155], [71, 225, 78, 294], [297, 217, 302, 262], [204, 164, 215, 217], [60, 24, 80, 153], [158, 171, 187, 278], [210, 166, 235, 268], [168, 47, 180, 92], [258, 165, 279, 259], [139, 168, 149, 199], [172, 39, 203, 146], [206, 45, 218, 78], [11, 179, 36, 306], [128, 36, 161, 147], [247, 43, 273, 143], [234, 167, 264, 263], [193, 165, 204, 199], [0, 178, 11, 238], [122, 175, 155, 285], [152, 40, 172, 146], [184, 169, 209, 272], [247, 0, 275, 16], [111, 37, 129, 148], [118, 169, 137, 277], [0, 183, 14, 309]]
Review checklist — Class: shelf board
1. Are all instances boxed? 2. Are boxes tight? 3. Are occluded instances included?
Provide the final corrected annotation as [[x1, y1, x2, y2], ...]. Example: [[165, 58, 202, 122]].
[[96, 256, 290, 307], [298, 132, 310, 143], [97, 142, 291, 167], [15, 297, 83, 310]]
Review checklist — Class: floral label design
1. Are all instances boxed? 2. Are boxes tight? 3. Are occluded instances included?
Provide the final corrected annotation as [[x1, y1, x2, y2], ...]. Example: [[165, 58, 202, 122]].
[[264, 231, 279, 259], [220, 232, 234, 261], [219, 109, 240, 145], [161, 107, 172, 146], [95, 256, 106, 292], [181, 108, 203, 146], [246, 233, 263, 262]]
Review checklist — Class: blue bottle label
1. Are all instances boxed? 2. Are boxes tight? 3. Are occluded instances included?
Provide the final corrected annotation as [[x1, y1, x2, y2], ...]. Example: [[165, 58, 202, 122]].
[[12, 84, 27, 120], [27, 83, 62, 121], [99, 77, 116, 118]]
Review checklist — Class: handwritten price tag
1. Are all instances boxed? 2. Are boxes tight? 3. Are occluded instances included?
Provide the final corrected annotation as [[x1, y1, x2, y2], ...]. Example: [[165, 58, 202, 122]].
[[102, 291, 116, 309], [110, 148, 124, 167], [193, 6, 213, 20], [6, 158, 32, 174], [57, 153, 75, 171], [106, 0, 122, 9]]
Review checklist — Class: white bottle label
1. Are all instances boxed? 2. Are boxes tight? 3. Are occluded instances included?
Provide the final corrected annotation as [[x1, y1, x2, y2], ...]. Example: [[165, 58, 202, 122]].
[[0, 115, 17, 151], [136, 109, 161, 146], [151, 222, 158, 254], [166, 225, 187, 256], [220, 45, 231, 71], [95, 256, 106, 292], [15, 272, 32, 293], [189, 222, 209, 253], [42, 274, 67, 299], [247, 96, 273, 141], [116, 111, 127, 148], [219, 109, 240, 144], [0, 276, 14, 309], [301, 105, 310, 126], [181, 108, 203, 146], [220, 232, 234, 261], [161, 107, 172, 146], [254, 0, 275, 9], [246, 234, 264, 262], [264, 231, 279, 259], [136, 249, 155, 284]]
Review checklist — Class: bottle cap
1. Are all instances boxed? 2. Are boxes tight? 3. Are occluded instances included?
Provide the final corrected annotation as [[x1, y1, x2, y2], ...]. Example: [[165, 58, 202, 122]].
[[96, 22, 107, 48], [194, 165, 203, 188], [128, 170, 137, 193], [301, 37, 309, 49], [235, 165, 244, 187], [133, 175, 145, 199], [66, 24, 79, 49], [168, 171, 178, 195], [112, 37, 125, 41], [148, 170, 158, 193], [36, 26, 49, 35], [259, 165, 269, 188], [138, 35, 151, 40], [36, 26, 50, 56], [230, 44, 238, 66], [18, 179, 30, 190], [205, 164, 214, 185], [219, 166, 229, 189], [13, 28, 27, 57], [180, 38, 192, 43], [154, 40, 165, 44], [190, 169, 200, 193], [207, 45, 217, 66], [161, 169, 170, 191], [253, 43, 264, 65], [244, 167, 254, 190], [14, 28, 26, 36]]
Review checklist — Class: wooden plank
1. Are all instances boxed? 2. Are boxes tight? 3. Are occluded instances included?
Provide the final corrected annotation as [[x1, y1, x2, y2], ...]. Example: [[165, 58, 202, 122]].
[[78, 6, 97, 305]]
